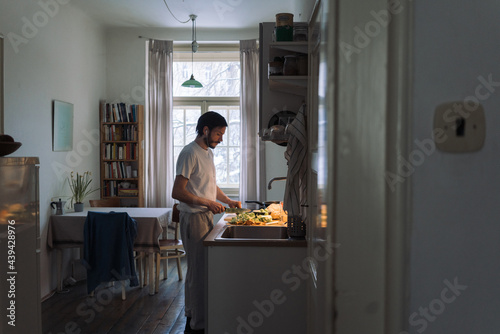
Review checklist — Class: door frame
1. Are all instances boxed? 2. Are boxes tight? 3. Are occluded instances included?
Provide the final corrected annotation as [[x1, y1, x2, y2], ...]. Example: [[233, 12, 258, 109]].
[[320, 0, 414, 333]]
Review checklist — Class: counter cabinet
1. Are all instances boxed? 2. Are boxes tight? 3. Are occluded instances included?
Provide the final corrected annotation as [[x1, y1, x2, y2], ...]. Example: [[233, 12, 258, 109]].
[[205, 218, 307, 334]]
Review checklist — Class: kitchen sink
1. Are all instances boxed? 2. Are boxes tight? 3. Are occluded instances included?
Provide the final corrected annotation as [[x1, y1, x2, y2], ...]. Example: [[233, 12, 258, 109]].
[[216, 225, 289, 241]]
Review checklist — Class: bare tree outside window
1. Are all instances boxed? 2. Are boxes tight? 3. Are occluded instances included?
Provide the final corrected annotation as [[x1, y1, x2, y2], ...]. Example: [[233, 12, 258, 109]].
[[173, 61, 240, 97]]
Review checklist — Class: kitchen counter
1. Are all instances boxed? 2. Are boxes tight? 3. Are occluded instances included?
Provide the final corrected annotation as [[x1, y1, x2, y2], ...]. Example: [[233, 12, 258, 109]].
[[204, 214, 307, 334], [203, 214, 307, 247]]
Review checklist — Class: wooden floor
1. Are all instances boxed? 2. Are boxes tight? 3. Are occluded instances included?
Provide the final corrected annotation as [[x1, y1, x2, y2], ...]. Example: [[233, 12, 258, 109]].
[[42, 258, 188, 334]]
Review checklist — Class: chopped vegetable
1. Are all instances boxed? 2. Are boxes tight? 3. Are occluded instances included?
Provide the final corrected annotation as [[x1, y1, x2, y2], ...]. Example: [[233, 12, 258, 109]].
[[229, 212, 272, 225], [252, 208, 270, 215]]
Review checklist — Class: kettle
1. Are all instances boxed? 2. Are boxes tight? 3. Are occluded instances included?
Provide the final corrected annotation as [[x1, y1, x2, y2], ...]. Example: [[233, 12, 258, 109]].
[[51, 198, 66, 215]]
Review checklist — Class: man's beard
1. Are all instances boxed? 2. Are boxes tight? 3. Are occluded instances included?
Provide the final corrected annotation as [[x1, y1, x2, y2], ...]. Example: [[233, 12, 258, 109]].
[[207, 139, 220, 149]]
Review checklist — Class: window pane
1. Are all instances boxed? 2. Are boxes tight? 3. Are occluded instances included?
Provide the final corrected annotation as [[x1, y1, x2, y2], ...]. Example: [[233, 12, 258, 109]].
[[186, 108, 201, 142], [173, 108, 185, 146], [173, 61, 241, 97], [228, 109, 240, 147], [173, 109, 184, 123], [229, 126, 240, 146], [173, 146, 182, 170], [214, 148, 228, 183], [173, 127, 184, 146], [173, 106, 201, 170], [229, 147, 240, 184], [186, 109, 201, 123], [229, 108, 240, 123]]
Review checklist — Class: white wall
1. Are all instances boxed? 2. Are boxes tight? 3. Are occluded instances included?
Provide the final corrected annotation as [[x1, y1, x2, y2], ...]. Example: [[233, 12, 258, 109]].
[[0, 1, 106, 297], [265, 142, 287, 201], [410, 1, 500, 333]]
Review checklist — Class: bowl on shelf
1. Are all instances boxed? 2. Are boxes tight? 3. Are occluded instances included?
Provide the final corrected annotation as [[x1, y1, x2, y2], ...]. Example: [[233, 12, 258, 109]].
[[0, 135, 22, 157], [0, 142, 22, 157]]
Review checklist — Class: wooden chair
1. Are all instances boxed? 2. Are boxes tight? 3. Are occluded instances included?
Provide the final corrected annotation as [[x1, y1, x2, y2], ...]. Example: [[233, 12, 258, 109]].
[[155, 204, 185, 293], [89, 197, 121, 207]]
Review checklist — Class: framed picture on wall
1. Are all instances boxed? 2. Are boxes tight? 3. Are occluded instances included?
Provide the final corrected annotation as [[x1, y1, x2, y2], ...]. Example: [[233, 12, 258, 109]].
[[52, 100, 74, 151]]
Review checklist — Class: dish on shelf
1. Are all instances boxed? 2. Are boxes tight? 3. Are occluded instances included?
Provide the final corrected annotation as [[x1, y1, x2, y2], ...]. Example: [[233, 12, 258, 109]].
[[268, 110, 296, 129], [267, 110, 296, 146]]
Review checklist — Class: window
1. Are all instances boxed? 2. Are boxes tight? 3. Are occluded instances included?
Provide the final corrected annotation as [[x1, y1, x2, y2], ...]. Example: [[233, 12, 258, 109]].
[[172, 48, 241, 196]]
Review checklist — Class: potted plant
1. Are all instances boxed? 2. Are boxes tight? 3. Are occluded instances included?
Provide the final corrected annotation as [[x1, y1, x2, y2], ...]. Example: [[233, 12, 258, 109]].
[[68, 171, 99, 212]]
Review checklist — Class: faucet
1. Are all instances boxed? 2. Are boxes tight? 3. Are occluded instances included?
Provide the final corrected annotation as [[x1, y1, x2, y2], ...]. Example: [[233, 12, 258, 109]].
[[268, 177, 287, 190]]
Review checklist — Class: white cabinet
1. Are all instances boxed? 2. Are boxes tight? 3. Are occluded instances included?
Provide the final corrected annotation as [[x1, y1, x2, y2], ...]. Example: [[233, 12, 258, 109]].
[[206, 244, 307, 333]]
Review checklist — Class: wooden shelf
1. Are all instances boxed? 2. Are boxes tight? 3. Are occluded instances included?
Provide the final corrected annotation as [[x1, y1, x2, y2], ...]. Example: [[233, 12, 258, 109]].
[[99, 102, 144, 207], [103, 178, 139, 181], [269, 76, 308, 96], [103, 159, 138, 162], [268, 42, 308, 96], [102, 140, 137, 143], [102, 122, 138, 125], [269, 41, 308, 54]]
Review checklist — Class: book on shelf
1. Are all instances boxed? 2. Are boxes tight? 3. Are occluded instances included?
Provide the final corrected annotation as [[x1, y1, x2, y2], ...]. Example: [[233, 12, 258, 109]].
[[126, 165, 132, 178], [103, 124, 137, 141], [103, 143, 137, 160], [104, 161, 135, 179], [102, 102, 140, 123]]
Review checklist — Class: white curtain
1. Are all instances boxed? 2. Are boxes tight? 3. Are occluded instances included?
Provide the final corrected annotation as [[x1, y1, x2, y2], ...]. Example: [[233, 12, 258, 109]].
[[239, 40, 261, 204], [145, 39, 175, 208]]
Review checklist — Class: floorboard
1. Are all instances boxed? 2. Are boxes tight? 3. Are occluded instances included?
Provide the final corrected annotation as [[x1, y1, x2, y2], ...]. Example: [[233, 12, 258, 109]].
[[42, 258, 188, 334]]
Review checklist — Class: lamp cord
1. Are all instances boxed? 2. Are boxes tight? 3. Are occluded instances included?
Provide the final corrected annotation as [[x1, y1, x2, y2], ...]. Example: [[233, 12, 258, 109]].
[[163, 0, 190, 24], [193, 16, 197, 41], [191, 15, 196, 75], [191, 47, 194, 75]]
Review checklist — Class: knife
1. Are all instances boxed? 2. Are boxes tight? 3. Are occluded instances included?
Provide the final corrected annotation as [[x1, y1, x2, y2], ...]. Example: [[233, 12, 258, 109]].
[[224, 207, 251, 214]]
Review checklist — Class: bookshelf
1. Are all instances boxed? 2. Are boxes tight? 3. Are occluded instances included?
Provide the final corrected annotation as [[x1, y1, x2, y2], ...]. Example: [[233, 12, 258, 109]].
[[99, 102, 144, 207]]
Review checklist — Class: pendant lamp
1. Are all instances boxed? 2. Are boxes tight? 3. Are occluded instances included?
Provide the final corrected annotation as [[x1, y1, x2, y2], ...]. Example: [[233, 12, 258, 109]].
[[181, 15, 203, 88]]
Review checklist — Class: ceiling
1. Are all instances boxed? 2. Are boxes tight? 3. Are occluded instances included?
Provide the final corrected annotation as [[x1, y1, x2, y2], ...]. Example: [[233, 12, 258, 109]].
[[71, 0, 313, 29]]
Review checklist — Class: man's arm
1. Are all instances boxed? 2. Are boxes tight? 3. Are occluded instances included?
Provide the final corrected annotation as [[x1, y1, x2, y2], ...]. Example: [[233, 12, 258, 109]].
[[172, 175, 226, 214], [216, 186, 241, 208]]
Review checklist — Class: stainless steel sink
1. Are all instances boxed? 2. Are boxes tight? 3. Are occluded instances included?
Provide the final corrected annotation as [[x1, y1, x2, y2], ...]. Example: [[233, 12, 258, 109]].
[[215, 225, 289, 241]]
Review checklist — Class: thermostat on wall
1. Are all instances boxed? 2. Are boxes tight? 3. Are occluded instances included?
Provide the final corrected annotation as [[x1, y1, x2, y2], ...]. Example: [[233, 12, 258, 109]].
[[433, 101, 486, 153]]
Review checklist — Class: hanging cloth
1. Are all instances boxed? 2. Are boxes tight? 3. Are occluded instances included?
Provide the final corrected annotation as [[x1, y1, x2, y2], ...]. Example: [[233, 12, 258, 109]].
[[283, 103, 308, 222]]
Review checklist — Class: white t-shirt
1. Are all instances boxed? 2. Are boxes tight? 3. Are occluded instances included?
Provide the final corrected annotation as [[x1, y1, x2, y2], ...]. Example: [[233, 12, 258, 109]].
[[175, 141, 217, 213]]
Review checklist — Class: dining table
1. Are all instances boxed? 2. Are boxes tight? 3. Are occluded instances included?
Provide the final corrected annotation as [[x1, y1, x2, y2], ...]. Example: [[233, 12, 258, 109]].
[[47, 207, 172, 295]]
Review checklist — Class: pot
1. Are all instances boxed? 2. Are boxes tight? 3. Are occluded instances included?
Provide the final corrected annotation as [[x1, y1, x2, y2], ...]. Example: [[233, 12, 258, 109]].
[[245, 200, 281, 210], [74, 202, 84, 212], [50, 198, 66, 215]]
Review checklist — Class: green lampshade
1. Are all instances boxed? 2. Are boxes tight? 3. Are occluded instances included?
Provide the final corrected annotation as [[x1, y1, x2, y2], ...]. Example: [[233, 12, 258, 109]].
[[181, 74, 203, 88]]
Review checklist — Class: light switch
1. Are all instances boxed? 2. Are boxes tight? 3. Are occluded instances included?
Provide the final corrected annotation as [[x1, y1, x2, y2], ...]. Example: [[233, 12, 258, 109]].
[[433, 101, 486, 153]]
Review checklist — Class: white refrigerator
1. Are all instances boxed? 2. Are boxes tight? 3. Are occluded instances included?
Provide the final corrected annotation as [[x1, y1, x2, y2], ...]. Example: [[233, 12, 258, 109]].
[[0, 157, 41, 334]]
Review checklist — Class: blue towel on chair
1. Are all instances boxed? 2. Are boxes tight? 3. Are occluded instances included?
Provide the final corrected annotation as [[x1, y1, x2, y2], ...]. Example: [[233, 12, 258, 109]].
[[83, 211, 139, 294]]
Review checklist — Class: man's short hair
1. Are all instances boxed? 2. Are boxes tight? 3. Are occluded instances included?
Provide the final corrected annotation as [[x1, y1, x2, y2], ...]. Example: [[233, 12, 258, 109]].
[[196, 111, 228, 136]]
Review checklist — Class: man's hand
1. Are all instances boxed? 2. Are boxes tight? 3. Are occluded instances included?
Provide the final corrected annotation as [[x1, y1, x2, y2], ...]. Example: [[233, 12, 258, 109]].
[[206, 200, 226, 214], [228, 200, 241, 208]]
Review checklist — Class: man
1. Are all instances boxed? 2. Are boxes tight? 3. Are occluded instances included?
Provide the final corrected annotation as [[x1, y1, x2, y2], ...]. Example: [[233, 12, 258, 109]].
[[172, 111, 241, 334]]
